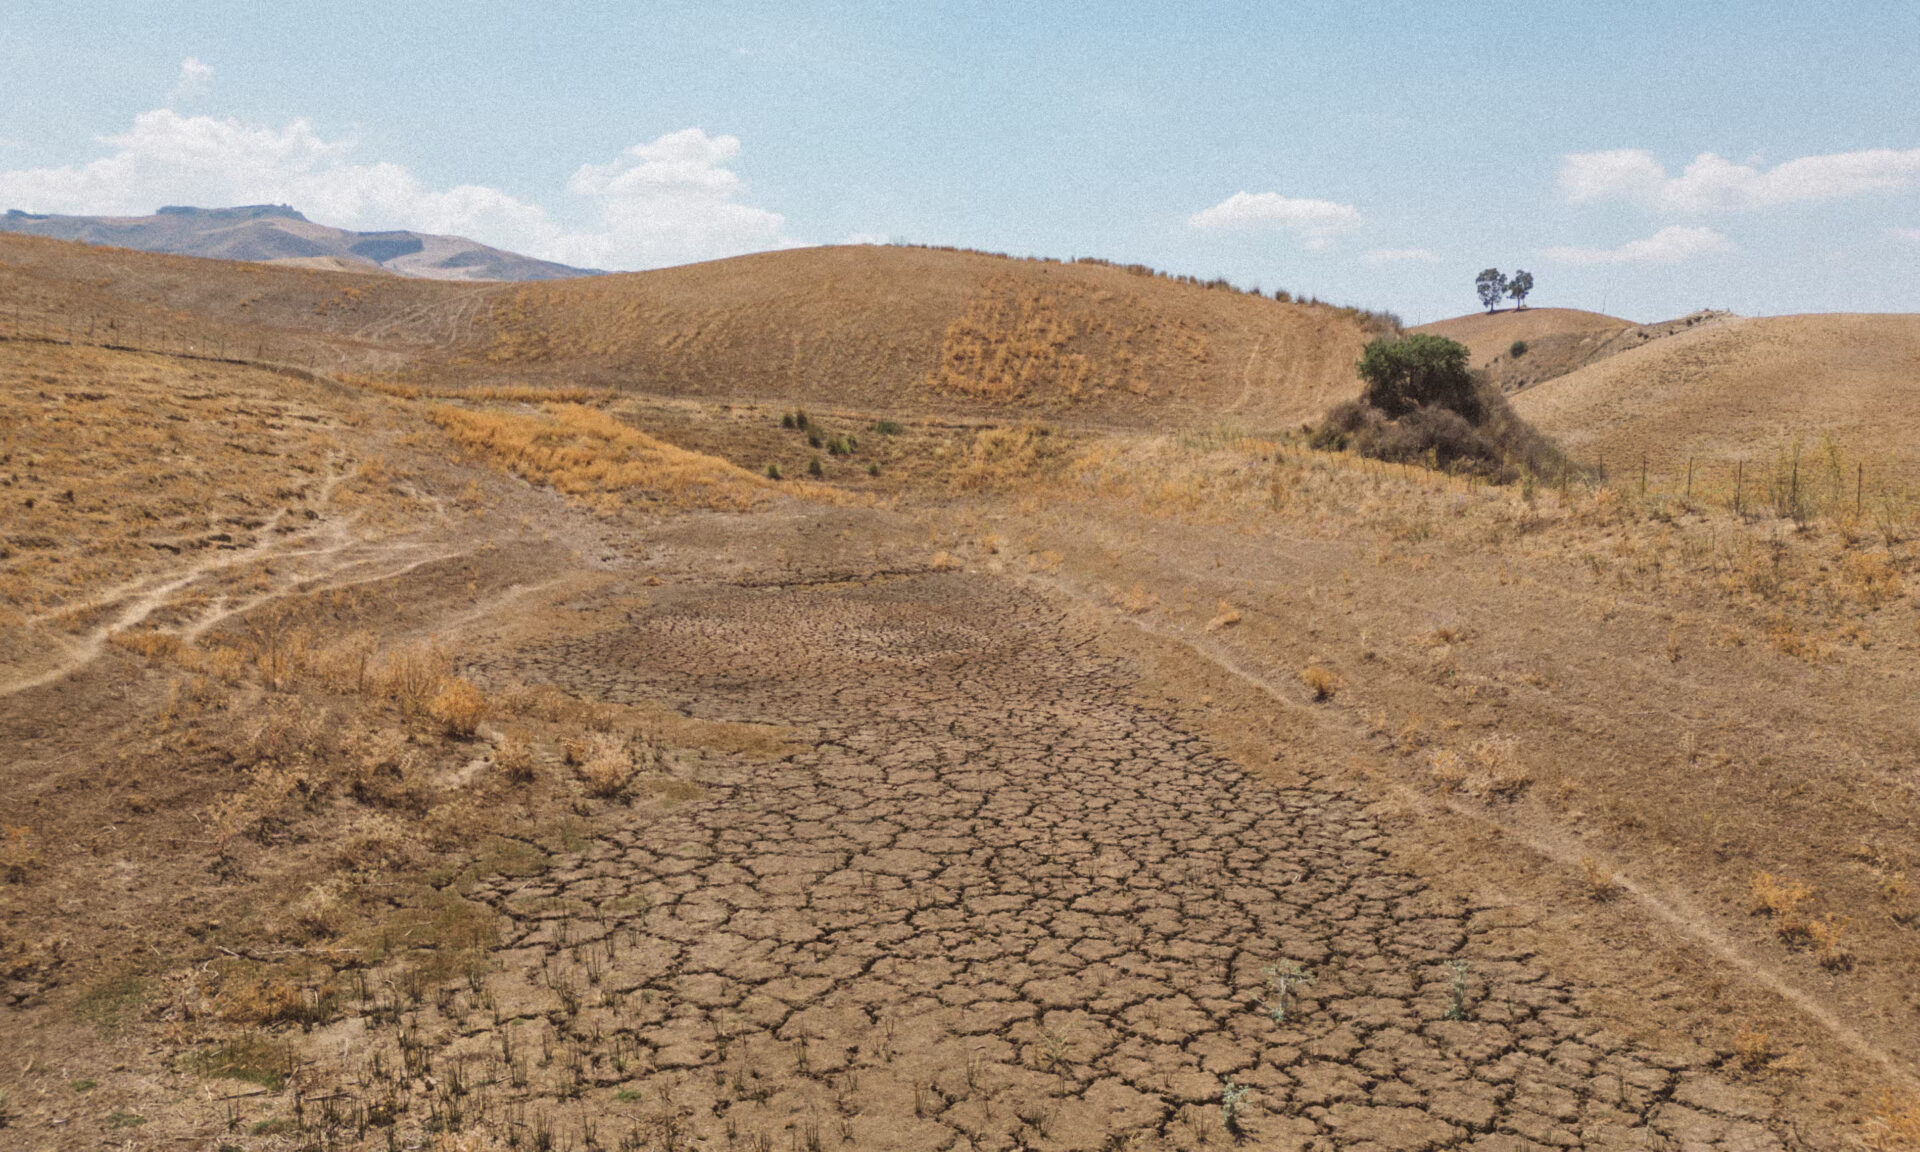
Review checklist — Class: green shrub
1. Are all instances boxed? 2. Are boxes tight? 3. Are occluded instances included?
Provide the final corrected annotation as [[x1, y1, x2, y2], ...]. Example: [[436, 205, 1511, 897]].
[[1509, 339, 1528, 358], [1311, 334, 1570, 482]]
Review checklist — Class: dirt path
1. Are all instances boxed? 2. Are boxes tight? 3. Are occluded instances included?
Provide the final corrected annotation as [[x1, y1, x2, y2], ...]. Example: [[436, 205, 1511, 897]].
[[307, 564, 1794, 1151]]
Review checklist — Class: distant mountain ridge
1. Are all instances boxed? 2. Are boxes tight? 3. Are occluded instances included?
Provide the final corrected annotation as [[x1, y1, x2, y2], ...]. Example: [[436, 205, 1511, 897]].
[[0, 204, 599, 282]]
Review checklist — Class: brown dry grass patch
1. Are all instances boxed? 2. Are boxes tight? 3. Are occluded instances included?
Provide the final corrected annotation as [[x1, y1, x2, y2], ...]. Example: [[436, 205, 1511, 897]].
[[429, 402, 769, 510]]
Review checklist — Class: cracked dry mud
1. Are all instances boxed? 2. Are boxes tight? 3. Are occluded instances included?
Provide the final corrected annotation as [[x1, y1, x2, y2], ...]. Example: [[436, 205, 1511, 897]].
[[347, 571, 1787, 1151]]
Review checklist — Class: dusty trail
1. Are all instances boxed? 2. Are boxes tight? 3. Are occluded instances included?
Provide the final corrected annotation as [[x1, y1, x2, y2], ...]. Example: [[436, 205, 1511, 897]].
[[383, 569, 1790, 1150]]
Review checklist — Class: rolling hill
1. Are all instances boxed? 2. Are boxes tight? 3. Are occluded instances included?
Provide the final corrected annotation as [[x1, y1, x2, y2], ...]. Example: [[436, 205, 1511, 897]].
[[1512, 312, 1920, 486], [453, 245, 1392, 426], [1414, 306, 1736, 393], [1, 234, 1392, 427], [0, 204, 595, 281]]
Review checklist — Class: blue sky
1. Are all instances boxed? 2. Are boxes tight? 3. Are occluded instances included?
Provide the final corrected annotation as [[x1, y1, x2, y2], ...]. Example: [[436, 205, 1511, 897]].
[[3, 1, 1918, 323]]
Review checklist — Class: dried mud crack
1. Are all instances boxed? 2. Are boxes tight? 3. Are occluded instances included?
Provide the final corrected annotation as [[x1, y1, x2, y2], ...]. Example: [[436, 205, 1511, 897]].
[[314, 572, 1787, 1151]]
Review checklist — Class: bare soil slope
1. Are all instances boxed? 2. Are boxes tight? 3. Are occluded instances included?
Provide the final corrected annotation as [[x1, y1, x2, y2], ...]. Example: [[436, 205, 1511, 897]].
[[1514, 313, 1920, 484]]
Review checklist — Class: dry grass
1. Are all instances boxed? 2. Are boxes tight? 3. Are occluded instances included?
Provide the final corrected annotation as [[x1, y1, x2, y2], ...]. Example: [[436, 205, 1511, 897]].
[[427, 678, 488, 738], [1204, 601, 1242, 631], [429, 402, 769, 510], [340, 373, 614, 405], [950, 425, 1067, 492], [929, 279, 1101, 402], [1749, 872, 1816, 921], [1300, 664, 1339, 701], [0, 342, 357, 623], [1580, 856, 1623, 901], [574, 735, 637, 800], [2, 825, 38, 884], [1863, 1092, 1920, 1151]]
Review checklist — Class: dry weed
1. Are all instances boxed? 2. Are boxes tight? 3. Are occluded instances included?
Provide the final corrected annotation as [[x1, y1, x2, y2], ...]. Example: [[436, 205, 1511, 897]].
[[428, 678, 488, 738], [2, 826, 38, 884], [1428, 748, 1466, 791], [1118, 584, 1157, 615], [1808, 914, 1854, 970], [576, 735, 636, 800], [1732, 1028, 1781, 1073], [1464, 737, 1532, 800], [1204, 602, 1242, 631], [1748, 872, 1815, 920], [1580, 856, 1622, 901], [373, 645, 451, 715], [1300, 664, 1339, 701], [495, 727, 536, 784]]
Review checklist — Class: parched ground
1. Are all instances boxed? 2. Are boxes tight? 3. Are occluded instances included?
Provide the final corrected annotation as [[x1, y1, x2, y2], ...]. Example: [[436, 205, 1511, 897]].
[[274, 556, 1791, 1152]]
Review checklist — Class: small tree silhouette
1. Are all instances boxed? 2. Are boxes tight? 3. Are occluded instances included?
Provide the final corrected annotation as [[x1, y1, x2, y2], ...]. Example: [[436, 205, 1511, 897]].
[[1507, 270, 1534, 310], [1475, 268, 1508, 312]]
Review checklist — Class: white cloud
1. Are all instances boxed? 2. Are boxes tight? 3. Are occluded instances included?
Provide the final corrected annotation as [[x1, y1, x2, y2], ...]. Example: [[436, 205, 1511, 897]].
[[1189, 191, 1361, 248], [1362, 247, 1438, 264], [169, 57, 214, 104], [1561, 147, 1920, 212], [842, 232, 889, 245], [0, 109, 801, 270], [1890, 227, 1920, 244], [1542, 225, 1735, 265]]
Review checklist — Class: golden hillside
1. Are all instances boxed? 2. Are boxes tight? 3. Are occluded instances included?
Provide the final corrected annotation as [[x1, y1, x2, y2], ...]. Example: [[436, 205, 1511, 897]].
[[1415, 306, 1742, 394], [1513, 312, 1920, 485], [1415, 306, 1630, 367], [3, 234, 1387, 428], [459, 245, 1387, 426]]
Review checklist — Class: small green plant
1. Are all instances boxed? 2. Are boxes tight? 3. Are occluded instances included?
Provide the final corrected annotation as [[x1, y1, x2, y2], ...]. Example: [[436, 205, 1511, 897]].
[[765, 463, 782, 480], [1445, 959, 1472, 1020], [873, 420, 904, 435], [615, 1088, 645, 1102], [1221, 1078, 1253, 1135], [780, 412, 795, 429], [70, 1079, 97, 1092], [1509, 339, 1528, 358], [867, 462, 881, 477], [1260, 960, 1314, 1022], [807, 431, 822, 448], [807, 457, 824, 478], [108, 1111, 147, 1129], [793, 410, 810, 430]]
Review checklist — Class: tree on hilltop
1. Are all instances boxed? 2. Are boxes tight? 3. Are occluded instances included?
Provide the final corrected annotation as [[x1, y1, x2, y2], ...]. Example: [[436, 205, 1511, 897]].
[[1475, 268, 1508, 312], [1507, 270, 1534, 310]]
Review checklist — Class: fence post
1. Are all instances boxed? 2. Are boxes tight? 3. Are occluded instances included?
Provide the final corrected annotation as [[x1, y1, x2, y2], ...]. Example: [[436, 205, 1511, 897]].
[[1686, 456, 1694, 504]]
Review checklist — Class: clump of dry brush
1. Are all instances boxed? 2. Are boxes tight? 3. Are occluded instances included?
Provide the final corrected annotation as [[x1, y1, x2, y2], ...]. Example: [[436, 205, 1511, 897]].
[[1311, 334, 1570, 483]]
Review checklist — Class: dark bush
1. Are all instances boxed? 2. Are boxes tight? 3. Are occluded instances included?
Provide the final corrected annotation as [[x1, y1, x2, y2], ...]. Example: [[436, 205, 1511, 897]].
[[1312, 335, 1571, 482], [1509, 339, 1529, 358]]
